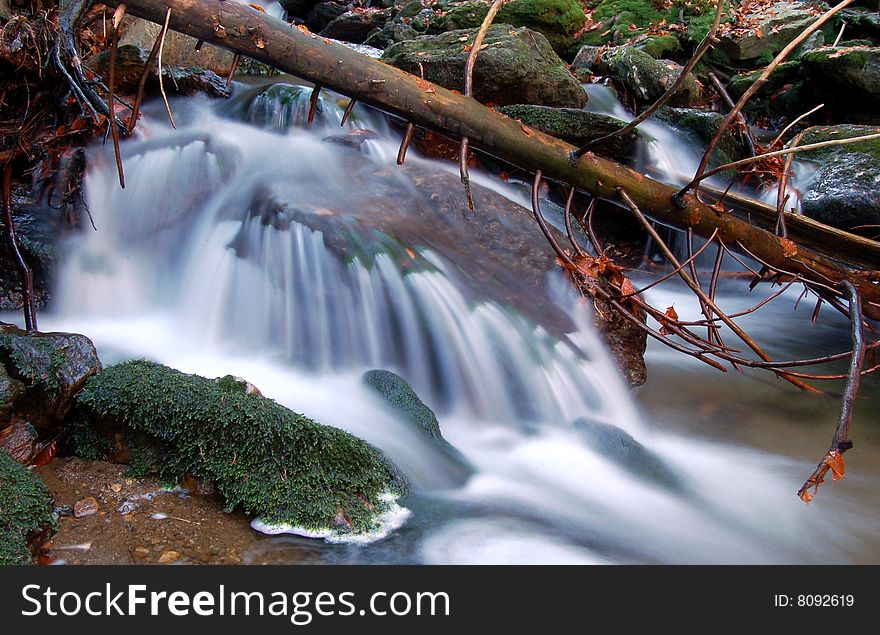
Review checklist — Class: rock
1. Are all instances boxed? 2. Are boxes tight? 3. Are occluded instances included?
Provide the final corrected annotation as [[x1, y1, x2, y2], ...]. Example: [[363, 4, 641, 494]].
[[654, 107, 751, 173], [119, 16, 234, 76], [72, 360, 405, 534], [381, 25, 586, 108], [0, 420, 38, 465], [110, 483, 123, 493], [496, 105, 640, 163], [362, 369, 443, 439], [306, 1, 348, 33], [364, 21, 420, 48], [73, 496, 99, 518], [797, 125, 880, 231], [0, 450, 56, 564], [280, 0, 322, 18], [0, 325, 101, 448], [839, 7, 880, 42], [319, 9, 390, 44], [572, 418, 684, 492], [801, 46, 880, 117], [157, 549, 181, 563], [88, 45, 230, 98], [434, 0, 587, 57], [727, 61, 813, 125], [715, 2, 830, 64], [131, 546, 150, 559], [576, 47, 700, 108], [636, 34, 681, 59]]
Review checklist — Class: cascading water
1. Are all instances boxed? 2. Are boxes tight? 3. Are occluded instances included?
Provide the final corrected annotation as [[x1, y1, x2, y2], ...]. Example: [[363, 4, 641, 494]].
[[39, 80, 880, 563]]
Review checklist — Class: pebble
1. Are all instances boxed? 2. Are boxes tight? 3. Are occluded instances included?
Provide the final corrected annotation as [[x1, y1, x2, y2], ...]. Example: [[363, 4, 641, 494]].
[[158, 550, 180, 564], [110, 483, 123, 493], [132, 547, 150, 559], [73, 497, 99, 518]]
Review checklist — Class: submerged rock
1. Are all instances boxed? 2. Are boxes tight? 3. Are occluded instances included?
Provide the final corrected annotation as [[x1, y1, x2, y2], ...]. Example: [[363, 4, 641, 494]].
[[0, 325, 101, 463], [496, 104, 640, 163], [72, 360, 405, 534], [797, 125, 880, 231], [0, 449, 56, 564], [381, 25, 587, 108], [572, 418, 684, 493]]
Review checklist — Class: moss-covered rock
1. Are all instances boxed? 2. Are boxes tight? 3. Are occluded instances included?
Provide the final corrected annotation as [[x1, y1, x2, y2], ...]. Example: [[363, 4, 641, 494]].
[[496, 104, 640, 163], [0, 450, 56, 565], [363, 369, 442, 439], [319, 8, 391, 44], [0, 326, 101, 462], [73, 360, 405, 533], [577, 46, 700, 107], [636, 34, 681, 59], [434, 0, 586, 56], [801, 46, 880, 111], [796, 124, 880, 231], [654, 106, 750, 174], [727, 61, 814, 125], [381, 25, 587, 107]]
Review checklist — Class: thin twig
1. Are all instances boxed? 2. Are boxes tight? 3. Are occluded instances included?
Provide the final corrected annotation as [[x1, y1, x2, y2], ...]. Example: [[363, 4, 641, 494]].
[[128, 29, 162, 131], [459, 137, 475, 211], [621, 229, 719, 298], [108, 4, 126, 189], [157, 7, 176, 128], [226, 52, 241, 88], [397, 123, 415, 166], [707, 72, 757, 157], [307, 83, 321, 125], [2, 165, 37, 330], [682, 0, 854, 199], [340, 98, 356, 126], [571, 0, 725, 160], [798, 281, 865, 502], [770, 104, 824, 149], [832, 20, 847, 46], [563, 187, 587, 258]]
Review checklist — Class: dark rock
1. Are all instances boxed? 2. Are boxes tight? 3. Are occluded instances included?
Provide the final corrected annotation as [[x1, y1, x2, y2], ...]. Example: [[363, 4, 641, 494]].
[[496, 104, 640, 163], [319, 9, 391, 44], [0, 325, 102, 434], [322, 129, 379, 150], [801, 46, 880, 115], [364, 21, 420, 48], [381, 25, 587, 108], [434, 0, 587, 57], [574, 46, 700, 107], [837, 7, 880, 43], [279, 0, 322, 18], [363, 369, 443, 439], [306, 1, 348, 33], [715, 2, 830, 64], [797, 125, 880, 231], [573, 417, 684, 492], [727, 61, 813, 126]]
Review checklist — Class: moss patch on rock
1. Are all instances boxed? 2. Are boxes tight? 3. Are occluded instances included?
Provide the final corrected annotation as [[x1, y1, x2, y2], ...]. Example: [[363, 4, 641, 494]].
[[72, 360, 404, 533], [0, 450, 56, 565]]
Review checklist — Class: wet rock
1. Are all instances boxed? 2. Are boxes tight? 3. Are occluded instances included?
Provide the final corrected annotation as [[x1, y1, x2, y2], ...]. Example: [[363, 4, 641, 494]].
[[88, 45, 230, 98], [797, 125, 880, 231], [801, 46, 880, 117], [322, 129, 379, 150], [572, 418, 684, 492], [381, 25, 587, 108], [496, 105, 640, 163], [73, 496, 99, 518], [574, 46, 700, 108], [654, 106, 751, 174], [119, 16, 235, 76], [715, 2, 829, 64], [434, 0, 587, 57], [0, 450, 56, 564], [306, 1, 347, 33], [319, 9, 391, 44]]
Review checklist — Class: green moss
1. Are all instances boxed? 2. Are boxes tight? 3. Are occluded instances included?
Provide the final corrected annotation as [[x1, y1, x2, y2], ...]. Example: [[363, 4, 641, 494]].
[[74, 360, 405, 532], [0, 450, 56, 565], [799, 124, 880, 162], [637, 34, 680, 59], [363, 370, 442, 439], [0, 332, 66, 390]]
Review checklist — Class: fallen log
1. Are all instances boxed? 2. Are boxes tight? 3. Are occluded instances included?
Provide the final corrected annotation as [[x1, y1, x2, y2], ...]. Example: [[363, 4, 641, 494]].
[[100, 0, 880, 320]]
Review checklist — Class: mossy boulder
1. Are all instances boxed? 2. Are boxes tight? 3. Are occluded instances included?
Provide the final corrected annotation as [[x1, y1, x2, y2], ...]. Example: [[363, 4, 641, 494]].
[[0, 449, 56, 564], [839, 6, 880, 43], [319, 9, 391, 44], [654, 106, 750, 174], [496, 104, 640, 163], [381, 25, 587, 108], [575, 46, 700, 107], [435, 0, 587, 57], [796, 125, 880, 231], [1, 326, 101, 464], [727, 61, 814, 125], [636, 34, 681, 59], [801, 47, 880, 113], [72, 360, 405, 533]]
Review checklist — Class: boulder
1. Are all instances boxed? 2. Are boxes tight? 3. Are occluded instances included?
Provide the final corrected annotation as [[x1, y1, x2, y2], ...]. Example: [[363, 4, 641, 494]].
[[306, 1, 348, 33], [575, 46, 700, 107], [319, 9, 391, 44], [72, 360, 405, 534], [801, 46, 880, 114], [119, 16, 234, 76], [0, 450, 56, 565], [279, 0, 322, 18], [381, 25, 587, 108], [797, 125, 880, 231], [434, 0, 587, 57], [727, 61, 814, 125], [496, 104, 640, 163]]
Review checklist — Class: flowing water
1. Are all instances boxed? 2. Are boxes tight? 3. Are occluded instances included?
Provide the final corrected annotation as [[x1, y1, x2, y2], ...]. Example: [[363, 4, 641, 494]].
[[32, 79, 880, 564]]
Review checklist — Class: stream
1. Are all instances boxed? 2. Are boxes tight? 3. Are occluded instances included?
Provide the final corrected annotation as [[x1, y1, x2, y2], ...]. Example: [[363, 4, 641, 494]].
[[31, 76, 880, 564]]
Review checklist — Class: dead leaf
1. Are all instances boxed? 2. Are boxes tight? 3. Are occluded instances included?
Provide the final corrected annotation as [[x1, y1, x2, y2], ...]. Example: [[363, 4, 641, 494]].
[[659, 305, 679, 336], [824, 449, 846, 480], [248, 4, 267, 12], [416, 77, 436, 94], [520, 124, 535, 137], [620, 277, 636, 297], [779, 237, 797, 258]]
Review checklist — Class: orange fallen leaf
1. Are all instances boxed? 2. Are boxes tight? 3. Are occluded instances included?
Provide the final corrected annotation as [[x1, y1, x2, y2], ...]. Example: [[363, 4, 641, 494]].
[[824, 449, 846, 480], [416, 77, 436, 94], [659, 305, 678, 336], [520, 124, 535, 137], [779, 237, 797, 258], [620, 277, 636, 297], [248, 4, 267, 12]]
